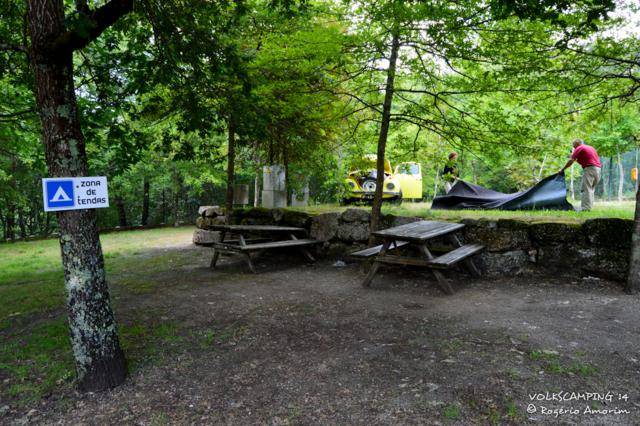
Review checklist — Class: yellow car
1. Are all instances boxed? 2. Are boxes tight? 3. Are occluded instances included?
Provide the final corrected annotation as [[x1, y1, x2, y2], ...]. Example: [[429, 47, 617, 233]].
[[394, 161, 423, 200], [343, 156, 422, 204]]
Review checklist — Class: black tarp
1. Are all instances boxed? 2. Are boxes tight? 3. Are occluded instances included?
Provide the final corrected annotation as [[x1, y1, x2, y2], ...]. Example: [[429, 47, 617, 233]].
[[431, 173, 574, 211]]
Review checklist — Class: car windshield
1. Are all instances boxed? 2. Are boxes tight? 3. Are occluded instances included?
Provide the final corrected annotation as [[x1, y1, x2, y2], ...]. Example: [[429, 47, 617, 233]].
[[397, 163, 420, 175]]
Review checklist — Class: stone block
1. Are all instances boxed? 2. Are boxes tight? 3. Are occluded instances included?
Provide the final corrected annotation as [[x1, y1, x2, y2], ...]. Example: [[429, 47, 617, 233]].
[[262, 190, 287, 208], [196, 216, 226, 229], [463, 219, 531, 252], [337, 221, 370, 242], [310, 213, 340, 242], [479, 250, 532, 276], [240, 207, 277, 225], [536, 244, 597, 270], [582, 218, 633, 249], [381, 214, 422, 229], [198, 205, 223, 217], [340, 208, 371, 223], [530, 222, 582, 245], [584, 248, 630, 281], [281, 210, 312, 228], [192, 229, 221, 245]]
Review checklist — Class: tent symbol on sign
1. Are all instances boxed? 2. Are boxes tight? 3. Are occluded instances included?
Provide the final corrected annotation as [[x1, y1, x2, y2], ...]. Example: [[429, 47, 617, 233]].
[[51, 186, 72, 202], [46, 180, 75, 208]]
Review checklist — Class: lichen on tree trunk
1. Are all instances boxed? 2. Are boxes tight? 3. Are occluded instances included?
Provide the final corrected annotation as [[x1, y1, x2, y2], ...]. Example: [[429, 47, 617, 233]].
[[27, 0, 127, 391], [626, 185, 640, 294]]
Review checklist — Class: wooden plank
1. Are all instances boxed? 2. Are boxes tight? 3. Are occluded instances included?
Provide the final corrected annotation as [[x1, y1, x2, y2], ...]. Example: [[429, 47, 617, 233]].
[[349, 240, 409, 258], [375, 255, 431, 267], [199, 238, 269, 247], [211, 242, 243, 251], [427, 244, 484, 268], [447, 234, 482, 277], [417, 244, 454, 295], [208, 225, 306, 233], [209, 230, 227, 269], [239, 238, 320, 251], [289, 233, 316, 262], [372, 220, 464, 242], [362, 241, 391, 287]]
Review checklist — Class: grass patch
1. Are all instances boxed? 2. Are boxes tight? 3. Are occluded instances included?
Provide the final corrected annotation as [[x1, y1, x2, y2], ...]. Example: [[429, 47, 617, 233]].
[[0, 226, 195, 328], [119, 320, 183, 370], [293, 200, 635, 224], [197, 322, 249, 349], [0, 316, 185, 405], [442, 403, 461, 420], [505, 399, 519, 421], [0, 227, 196, 406], [0, 317, 75, 404], [529, 349, 598, 377]]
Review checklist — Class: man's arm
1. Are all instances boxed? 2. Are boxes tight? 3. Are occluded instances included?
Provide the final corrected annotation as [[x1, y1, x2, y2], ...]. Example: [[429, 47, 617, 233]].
[[559, 159, 575, 173]]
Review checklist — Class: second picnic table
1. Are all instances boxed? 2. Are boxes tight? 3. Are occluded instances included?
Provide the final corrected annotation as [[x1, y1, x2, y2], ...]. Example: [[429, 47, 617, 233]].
[[352, 220, 484, 294], [206, 224, 319, 273]]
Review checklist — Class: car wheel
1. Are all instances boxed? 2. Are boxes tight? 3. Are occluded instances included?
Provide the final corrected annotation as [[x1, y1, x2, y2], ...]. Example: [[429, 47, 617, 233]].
[[362, 178, 376, 192]]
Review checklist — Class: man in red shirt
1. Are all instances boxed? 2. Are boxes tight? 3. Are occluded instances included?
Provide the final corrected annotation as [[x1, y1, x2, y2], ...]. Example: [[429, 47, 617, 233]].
[[559, 139, 602, 211]]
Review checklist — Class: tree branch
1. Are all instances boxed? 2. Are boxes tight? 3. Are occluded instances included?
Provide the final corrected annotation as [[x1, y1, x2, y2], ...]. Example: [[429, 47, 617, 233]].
[[75, 0, 91, 15], [0, 108, 35, 119], [0, 43, 27, 53], [53, 0, 134, 52]]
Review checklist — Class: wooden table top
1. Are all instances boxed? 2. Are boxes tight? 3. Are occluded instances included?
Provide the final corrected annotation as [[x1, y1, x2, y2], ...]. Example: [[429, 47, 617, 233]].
[[207, 224, 306, 233], [372, 220, 464, 242]]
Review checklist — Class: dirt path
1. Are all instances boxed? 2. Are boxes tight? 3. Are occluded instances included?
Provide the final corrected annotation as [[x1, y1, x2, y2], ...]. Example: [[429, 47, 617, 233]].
[[16, 243, 640, 425]]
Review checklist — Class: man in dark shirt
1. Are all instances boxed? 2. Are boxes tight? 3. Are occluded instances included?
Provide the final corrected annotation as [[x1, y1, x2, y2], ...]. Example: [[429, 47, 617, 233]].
[[443, 152, 459, 193], [559, 139, 602, 211]]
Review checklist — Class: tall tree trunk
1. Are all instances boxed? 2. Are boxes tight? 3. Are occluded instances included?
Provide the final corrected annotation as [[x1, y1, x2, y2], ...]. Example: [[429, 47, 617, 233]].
[[161, 188, 166, 224], [115, 197, 127, 227], [173, 187, 180, 227], [18, 209, 27, 239], [225, 115, 236, 225], [141, 178, 150, 226], [570, 166, 575, 200], [626, 185, 640, 294], [6, 204, 15, 241], [608, 156, 613, 201], [617, 150, 624, 202], [370, 31, 400, 239], [433, 166, 439, 200], [471, 160, 478, 184], [27, 0, 126, 391], [43, 210, 51, 237], [254, 167, 260, 207], [0, 213, 5, 241], [283, 146, 289, 207], [538, 154, 547, 181], [601, 161, 608, 199]]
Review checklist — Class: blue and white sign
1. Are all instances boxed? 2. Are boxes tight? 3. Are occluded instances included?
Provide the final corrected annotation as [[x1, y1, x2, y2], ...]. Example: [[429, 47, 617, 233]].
[[42, 176, 109, 212]]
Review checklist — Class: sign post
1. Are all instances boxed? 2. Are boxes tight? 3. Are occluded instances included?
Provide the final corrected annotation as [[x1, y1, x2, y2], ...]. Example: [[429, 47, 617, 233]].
[[42, 176, 110, 212]]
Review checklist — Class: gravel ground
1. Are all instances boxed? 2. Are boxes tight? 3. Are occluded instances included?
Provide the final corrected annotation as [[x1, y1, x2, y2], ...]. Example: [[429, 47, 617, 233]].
[[8, 243, 640, 425]]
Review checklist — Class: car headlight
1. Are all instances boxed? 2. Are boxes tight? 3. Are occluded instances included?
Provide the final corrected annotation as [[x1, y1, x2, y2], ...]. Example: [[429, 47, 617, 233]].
[[348, 181, 356, 188], [386, 182, 395, 190]]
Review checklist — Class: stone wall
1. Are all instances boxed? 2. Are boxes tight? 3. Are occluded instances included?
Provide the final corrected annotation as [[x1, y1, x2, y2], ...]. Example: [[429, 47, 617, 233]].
[[195, 207, 632, 282]]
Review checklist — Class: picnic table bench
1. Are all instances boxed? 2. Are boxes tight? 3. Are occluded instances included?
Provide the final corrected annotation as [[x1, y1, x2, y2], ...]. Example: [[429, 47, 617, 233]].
[[351, 220, 484, 294], [205, 224, 320, 273]]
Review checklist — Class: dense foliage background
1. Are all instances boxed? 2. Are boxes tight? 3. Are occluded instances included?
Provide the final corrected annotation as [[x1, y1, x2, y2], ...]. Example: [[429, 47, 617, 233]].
[[1, 0, 638, 240]]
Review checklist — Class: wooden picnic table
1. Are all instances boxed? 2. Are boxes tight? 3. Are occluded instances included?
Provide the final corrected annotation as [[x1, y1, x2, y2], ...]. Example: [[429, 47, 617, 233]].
[[206, 224, 319, 273], [353, 220, 484, 294]]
